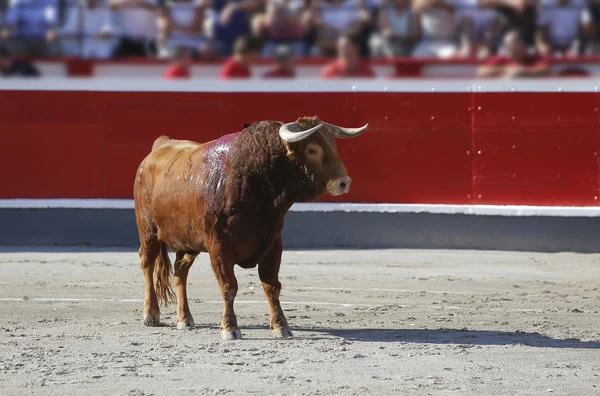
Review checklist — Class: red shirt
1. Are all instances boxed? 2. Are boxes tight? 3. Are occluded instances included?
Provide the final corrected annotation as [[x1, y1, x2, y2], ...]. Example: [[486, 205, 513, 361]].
[[321, 59, 375, 79], [219, 57, 251, 79], [263, 66, 295, 79], [485, 55, 547, 68], [163, 64, 190, 79]]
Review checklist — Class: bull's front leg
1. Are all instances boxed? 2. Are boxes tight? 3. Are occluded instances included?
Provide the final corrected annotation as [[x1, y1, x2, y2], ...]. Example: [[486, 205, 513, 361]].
[[258, 236, 293, 338]]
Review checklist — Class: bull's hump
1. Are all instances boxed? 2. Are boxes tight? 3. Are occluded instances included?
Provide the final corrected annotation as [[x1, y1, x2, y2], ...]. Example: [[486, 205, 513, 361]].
[[152, 135, 171, 151], [150, 140, 201, 173], [164, 140, 201, 152]]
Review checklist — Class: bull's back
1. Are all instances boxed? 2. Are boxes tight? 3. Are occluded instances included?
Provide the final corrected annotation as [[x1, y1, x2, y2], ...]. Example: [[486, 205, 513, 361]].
[[136, 138, 201, 189], [134, 136, 213, 250]]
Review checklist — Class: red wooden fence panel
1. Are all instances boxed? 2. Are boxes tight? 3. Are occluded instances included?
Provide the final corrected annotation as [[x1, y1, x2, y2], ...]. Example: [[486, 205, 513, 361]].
[[1, 90, 598, 205]]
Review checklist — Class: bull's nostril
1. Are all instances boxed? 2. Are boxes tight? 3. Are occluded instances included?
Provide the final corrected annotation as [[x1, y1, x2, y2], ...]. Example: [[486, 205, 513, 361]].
[[340, 182, 347, 190]]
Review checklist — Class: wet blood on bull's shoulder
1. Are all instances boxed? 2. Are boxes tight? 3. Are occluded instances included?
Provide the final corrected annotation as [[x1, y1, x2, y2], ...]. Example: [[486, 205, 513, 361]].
[[206, 132, 239, 164]]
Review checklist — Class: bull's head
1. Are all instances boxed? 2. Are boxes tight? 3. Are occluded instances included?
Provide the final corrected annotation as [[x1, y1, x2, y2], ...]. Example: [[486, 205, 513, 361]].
[[278, 116, 368, 197]]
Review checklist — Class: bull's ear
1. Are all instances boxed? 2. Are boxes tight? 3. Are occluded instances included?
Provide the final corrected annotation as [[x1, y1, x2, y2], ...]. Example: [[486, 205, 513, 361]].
[[282, 139, 296, 159]]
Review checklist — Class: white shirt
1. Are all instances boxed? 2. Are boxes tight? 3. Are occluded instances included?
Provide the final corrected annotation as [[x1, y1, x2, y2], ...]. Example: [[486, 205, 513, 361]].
[[538, 0, 591, 47], [168, 0, 204, 46], [456, 0, 497, 29], [117, 0, 158, 39], [454, 0, 498, 41], [384, 7, 412, 37], [420, 3, 455, 40], [270, 0, 305, 13], [61, 2, 121, 58], [321, 0, 362, 31]]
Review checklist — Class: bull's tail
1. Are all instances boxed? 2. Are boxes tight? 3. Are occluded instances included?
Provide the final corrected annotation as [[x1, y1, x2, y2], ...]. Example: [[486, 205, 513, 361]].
[[152, 135, 171, 152], [154, 241, 176, 306]]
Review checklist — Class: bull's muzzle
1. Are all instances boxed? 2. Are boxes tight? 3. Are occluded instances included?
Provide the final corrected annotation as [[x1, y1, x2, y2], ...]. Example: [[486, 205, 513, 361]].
[[329, 176, 352, 196]]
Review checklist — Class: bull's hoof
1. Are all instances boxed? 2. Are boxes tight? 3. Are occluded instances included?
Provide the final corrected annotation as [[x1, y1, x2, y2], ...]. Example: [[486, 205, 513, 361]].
[[272, 327, 294, 339], [220, 327, 243, 340], [143, 313, 161, 327], [177, 319, 195, 330]]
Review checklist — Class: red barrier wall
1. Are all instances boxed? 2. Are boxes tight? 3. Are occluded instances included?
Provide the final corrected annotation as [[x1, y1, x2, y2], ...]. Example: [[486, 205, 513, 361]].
[[2, 90, 599, 205]]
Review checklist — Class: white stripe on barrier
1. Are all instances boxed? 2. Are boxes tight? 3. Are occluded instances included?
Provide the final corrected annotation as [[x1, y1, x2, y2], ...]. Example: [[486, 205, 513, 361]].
[[1, 78, 600, 92], [1, 199, 600, 217], [0, 199, 135, 209]]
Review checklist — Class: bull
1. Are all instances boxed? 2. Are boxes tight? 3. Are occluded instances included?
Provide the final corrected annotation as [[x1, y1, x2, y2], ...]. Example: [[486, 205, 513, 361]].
[[133, 116, 368, 339]]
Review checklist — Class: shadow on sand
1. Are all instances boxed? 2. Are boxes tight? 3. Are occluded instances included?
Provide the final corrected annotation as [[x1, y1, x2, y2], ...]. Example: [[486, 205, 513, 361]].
[[291, 327, 600, 349], [187, 324, 600, 348]]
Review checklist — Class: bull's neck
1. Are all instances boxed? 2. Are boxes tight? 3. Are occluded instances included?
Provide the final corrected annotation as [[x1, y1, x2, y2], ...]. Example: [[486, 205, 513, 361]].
[[264, 145, 319, 213], [271, 164, 320, 212], [230, 128, 320, 215]]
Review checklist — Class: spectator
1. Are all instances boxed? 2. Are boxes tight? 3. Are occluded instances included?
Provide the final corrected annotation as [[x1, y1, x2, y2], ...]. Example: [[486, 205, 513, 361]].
[[479, 0, 538, 48], [370, 0, 419, 57], [249, 5, 270, 46], [1, 0, 61, 56], [360, 0, 379, 56], [61, 0, 121, 59], [411, 0, 458, 58], [456, 0, 501, 57], [311, 0, 372, 56], [109, 0, 159, 57], [263, 43, 295, 77], [1, 0, 7, 21], [587, 0, 600, 54], [0, 46, 40, 76], [477, 29, 550, 77], [259, 0, 307, 57], [156, 0, 211, 58], [536, 0, 591, 56], [163, 45, 191, 78], [321, 32, 375, 78], [218, 34, 261, 78], [208, 0, 259, 55]]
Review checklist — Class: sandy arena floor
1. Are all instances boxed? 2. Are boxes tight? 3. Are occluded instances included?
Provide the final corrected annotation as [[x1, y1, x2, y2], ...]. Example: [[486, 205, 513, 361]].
[[0, 248, 599, 395]]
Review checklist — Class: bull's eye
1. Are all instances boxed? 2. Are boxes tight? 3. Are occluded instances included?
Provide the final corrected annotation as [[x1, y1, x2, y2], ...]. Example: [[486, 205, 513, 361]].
[[306, 144, 321, 157], [305, 144, 322, 160]]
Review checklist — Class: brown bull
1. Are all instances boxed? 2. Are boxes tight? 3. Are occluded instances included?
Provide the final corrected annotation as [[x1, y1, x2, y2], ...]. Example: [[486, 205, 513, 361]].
[[133, 116, 368, 339]]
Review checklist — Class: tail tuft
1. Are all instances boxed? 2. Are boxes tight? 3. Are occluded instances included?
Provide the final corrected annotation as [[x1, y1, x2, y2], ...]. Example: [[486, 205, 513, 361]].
[[154, 241, 176, 306]]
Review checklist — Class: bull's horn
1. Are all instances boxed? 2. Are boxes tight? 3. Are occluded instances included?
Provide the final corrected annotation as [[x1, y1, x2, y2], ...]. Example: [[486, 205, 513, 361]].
[[278, 122, 323, 143], [322, 122, 369, 138]]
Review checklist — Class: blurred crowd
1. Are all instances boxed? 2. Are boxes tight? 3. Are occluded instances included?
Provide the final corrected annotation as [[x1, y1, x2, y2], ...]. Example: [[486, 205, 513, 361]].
[[1, 0, 599, 77]]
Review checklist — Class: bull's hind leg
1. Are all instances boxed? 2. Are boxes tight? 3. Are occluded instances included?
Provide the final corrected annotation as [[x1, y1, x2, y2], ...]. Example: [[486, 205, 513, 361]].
[[208, 247, 242, 340], [258, 236, 293, 338], [174, 251, 197, 330], [139, 239, 161, 326]]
